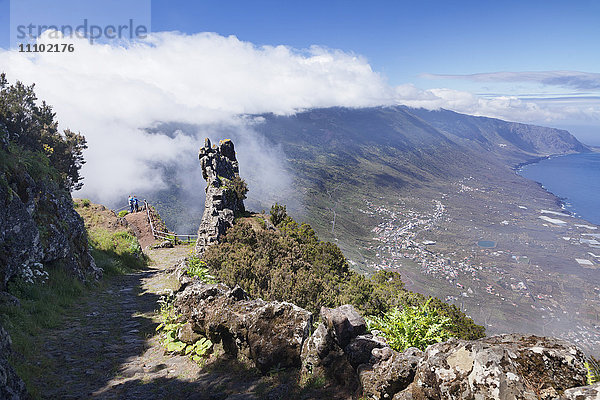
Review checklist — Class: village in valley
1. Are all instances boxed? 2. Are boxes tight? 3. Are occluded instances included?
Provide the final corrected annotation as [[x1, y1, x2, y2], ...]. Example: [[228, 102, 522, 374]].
[[354, 175, 600, 353]]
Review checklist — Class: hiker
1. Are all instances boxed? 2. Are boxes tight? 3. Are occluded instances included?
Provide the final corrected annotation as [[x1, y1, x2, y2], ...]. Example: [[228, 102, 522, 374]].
[[128, 195, 134, 213], [134, 196, 139, 212]]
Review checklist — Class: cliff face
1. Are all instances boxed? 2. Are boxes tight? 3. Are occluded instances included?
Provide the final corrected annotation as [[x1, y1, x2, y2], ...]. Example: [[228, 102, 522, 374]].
[[0, 325, 27, 400], [195, 138, 246, 255], [0, 166, 101, 290]]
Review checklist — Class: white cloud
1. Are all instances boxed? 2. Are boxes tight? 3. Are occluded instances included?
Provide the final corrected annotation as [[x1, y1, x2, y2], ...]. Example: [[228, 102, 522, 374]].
[[422, 71, 600, 90], [0, 31, 598, 206]]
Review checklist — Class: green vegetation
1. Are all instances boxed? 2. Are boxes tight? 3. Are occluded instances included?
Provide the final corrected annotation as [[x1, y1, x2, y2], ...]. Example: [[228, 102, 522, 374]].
[[156, 293, 213, 363], [366, 299, 452, 351], [269, 203, 287, 226], [88, 228, 146, 275], [118, 210, 129, 217], [586, 356, 600, 385], [227, 175, 249, 201], [0, 268, 86, 395], [185, 256, 217, 283], [204, 207, 485, 340], [1, 199, 148, 395], [1, 73, 87, 191]]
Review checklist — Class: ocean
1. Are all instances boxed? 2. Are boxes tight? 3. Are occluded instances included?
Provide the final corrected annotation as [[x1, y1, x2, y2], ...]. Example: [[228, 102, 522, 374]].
[[518, 152, 600, 225]]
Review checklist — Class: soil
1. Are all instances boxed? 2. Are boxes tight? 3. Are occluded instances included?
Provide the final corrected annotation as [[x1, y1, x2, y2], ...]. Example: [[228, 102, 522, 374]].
[[125, 211, 158, 249]]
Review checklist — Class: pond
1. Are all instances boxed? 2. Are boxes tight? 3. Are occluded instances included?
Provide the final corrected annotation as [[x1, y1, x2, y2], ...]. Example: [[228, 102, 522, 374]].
[[477, 240, 497, 248]]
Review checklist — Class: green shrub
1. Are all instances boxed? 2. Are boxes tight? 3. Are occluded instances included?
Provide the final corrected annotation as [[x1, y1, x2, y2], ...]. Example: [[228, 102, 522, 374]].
[[88, 228, 146, 275], [229, 175, 248, 201], [81, 198, 91, 207], [156, 293, 213, 362], [185, 256, 217, 283], [366, 299, 452, 351], [1, 74, 88, 191], [117, 210, 129, 218], [203, 206, 485, 340], [586, 356, 600, 384], [269, 203, 287, 226]]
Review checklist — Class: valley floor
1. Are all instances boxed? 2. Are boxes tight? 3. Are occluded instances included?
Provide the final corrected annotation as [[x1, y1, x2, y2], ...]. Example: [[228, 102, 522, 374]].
[[352, 170, 600, 354]]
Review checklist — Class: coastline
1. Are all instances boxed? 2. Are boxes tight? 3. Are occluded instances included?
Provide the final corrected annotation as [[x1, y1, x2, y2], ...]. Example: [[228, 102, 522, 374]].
[[512, 155, 551, 171], [515, 152, 599, 225]]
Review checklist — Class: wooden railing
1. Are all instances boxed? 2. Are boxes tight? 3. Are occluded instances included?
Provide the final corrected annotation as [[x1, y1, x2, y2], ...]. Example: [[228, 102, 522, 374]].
[[144, 200, 198, 244]]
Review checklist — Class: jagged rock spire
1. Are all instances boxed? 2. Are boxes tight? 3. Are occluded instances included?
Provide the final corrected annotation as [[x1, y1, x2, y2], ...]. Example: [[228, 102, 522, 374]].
[[195, 138, 245, 255]]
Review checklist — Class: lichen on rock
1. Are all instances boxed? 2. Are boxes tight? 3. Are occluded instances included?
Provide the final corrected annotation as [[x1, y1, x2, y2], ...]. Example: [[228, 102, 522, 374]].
[[0, 167, 101, 291]]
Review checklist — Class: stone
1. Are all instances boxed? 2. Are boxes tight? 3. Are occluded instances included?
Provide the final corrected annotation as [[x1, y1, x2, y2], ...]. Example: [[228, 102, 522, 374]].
[[562, 382, 600, 399], [152, 240, 174, 249], [396, 334, 588, 400], [174, 280, 312, 373], [178, 322, 202, 344], [195, 138, 246, 256], [0, 325, 28, 399], [0, 168, 101, 290], [0, 291, 20, 307], [359, 347, 423, 400], [344, 334, 388, 369], [300, 323, 358, 389], [321, 304, 367, 348]]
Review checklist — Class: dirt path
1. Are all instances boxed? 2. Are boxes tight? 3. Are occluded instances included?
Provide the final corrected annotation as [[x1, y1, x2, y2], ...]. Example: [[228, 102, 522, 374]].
[[30, 247, 264, 400], [124, 211, 157, 249]]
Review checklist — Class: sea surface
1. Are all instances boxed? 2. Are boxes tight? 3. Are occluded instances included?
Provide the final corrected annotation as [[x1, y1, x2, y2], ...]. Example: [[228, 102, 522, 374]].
[[518, 152, 600, 225]]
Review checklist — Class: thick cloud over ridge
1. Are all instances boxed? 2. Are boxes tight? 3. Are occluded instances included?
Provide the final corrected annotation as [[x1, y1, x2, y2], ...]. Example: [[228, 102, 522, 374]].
[[0, 31, 597, 205]]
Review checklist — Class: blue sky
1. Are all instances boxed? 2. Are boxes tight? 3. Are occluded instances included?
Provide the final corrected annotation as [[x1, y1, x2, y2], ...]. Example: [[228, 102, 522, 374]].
[[2, 0, 599, 84], [149, 0, 600, 86], [1, 0, 599, 143]]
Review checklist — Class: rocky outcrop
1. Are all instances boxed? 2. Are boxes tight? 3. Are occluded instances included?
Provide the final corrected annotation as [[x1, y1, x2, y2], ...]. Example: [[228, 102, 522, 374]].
[[0, 326, 27, 400], [395, 334, 587, 399], [563, 382, 600, 399], [195, 138, 245, 255], [0, 168, 101, 291], [360, 346, 423, 399], [170, 259, 592, 398], [298, 305, 591, 399], [173, 279, 312, 373]]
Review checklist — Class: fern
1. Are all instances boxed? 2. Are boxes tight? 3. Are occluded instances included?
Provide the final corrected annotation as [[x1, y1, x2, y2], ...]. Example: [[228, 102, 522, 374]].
[[186, 257, 218, 283], [366, 298, 452, 351], [586, 356, 600, 385]]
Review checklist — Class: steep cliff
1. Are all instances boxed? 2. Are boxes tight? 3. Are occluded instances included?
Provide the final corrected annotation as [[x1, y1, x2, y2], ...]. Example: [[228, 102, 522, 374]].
[[0, 165, 101, 290], [0, 75, 102, 399], [195, 138, 246, 255]]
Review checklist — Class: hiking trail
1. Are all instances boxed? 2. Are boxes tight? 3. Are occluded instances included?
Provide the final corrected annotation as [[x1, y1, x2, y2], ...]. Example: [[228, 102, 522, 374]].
[[29, 241, 264, 399]]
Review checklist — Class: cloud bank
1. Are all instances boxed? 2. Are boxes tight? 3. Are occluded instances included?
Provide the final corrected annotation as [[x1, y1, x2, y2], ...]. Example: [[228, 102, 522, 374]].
[[0, 31, 598, 210]]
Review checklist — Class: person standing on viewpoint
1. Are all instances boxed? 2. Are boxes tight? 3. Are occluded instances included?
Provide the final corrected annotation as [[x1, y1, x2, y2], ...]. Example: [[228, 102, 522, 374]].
[[128, 195, 134, 213]]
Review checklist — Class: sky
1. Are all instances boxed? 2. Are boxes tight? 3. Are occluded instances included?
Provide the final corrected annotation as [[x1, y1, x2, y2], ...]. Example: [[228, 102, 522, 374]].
[[0, 0, 599, 203]]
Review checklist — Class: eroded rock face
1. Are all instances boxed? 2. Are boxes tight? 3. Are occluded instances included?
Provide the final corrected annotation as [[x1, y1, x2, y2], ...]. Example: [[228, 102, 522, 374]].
[[562, 382, 600, 399], [397, 334, 588, 400], [0, 169, 101, 290], [359, 347, 423, 400], [321, 304, 367, 349], [301, 305, 380, 392], [0, 325, 28, 400], [174, 280, 312, 373], [301, 322, 359, 389], [195, 138, 245, 256]]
